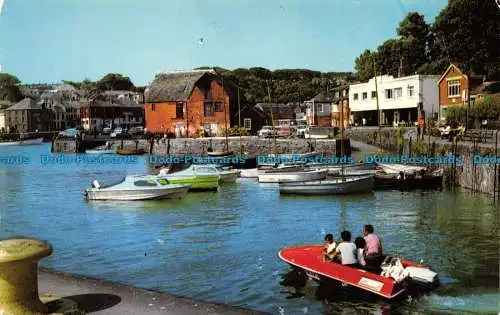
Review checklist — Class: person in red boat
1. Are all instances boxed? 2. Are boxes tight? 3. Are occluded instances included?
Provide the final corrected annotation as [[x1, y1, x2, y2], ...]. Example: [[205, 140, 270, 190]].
[[363, 225, 383, 272], [322, 233, 337, 261], [331, 231, 357, 266]]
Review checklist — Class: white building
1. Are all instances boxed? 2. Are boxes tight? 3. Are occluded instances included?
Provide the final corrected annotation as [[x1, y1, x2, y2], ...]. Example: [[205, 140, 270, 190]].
[[0, 109, 5, 132], [348, 74, 440, 126]]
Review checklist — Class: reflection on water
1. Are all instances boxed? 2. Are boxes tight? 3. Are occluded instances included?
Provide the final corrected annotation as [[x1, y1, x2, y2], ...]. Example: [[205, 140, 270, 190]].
[[0, 144, 498, 314]]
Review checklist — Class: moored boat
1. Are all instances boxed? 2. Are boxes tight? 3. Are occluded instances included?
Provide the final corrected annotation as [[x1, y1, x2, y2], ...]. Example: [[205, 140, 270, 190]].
[[160, 164, 240, 184], [207, 151, 234, 157], [278, 245, 439, 300], [84, 175, 190, 201], [377, 163, 426, 175], [374, 169, 443, 191], [116, 148, 146, 155], [0, 137, 44, 146], [258, 169, 327, 183], [279, 175, 374, 195], [308, 162, 375, 175], [86, 143, 115, 154]]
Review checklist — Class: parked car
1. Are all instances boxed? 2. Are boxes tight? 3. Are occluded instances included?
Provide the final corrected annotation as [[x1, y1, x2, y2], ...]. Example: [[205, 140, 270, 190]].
[[102, 127, 112, 135], [277, 126, 292, 138], [128, 126, 144, 135], [110, 127, 123, 138], [258, 126, 278, 138]]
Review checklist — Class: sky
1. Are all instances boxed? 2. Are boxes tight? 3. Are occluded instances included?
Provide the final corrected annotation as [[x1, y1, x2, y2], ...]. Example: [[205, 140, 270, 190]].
[[0, 0, 448, 86]]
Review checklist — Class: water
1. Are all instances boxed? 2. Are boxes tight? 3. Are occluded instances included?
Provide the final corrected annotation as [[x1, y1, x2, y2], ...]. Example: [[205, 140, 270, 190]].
[[0, 144, 498, 314]]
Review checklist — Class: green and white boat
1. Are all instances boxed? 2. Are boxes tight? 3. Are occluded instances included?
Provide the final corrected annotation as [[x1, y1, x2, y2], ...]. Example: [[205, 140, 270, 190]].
[[157, 165, 220, 191]]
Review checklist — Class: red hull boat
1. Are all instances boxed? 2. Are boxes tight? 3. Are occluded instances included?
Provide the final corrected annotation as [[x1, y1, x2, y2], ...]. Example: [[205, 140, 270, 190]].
[[278, 245, 439, 300]]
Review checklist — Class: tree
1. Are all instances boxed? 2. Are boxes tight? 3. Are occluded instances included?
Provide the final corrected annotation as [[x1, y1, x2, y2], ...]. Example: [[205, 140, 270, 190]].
[[354, 49, 378, 81], [434, 0, 500, 78], [0, 73, 22, 103], [96, 73, 134, 91]]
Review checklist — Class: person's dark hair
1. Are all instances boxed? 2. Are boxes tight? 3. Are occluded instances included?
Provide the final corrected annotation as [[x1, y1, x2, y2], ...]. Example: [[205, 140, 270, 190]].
[[355, 237, 366, 249], [340, 230, 351, 242], [364, 225, 374, 234], [324, 234, 333, 242]]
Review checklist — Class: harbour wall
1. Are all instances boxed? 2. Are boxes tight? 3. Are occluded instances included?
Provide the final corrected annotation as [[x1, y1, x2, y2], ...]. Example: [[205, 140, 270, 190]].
[[345, 127, 500, 196]]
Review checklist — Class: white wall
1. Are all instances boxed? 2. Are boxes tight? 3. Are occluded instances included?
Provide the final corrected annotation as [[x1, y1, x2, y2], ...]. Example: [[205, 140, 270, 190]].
[[349, 75, 440, 114]]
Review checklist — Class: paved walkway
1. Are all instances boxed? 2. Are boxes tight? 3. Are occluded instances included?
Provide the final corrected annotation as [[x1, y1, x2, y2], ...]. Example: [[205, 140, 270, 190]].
[[39, 269, 268, 315]]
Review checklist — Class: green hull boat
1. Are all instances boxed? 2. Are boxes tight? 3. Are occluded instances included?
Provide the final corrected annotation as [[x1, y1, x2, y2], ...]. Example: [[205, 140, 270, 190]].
[[158, 175, 219, 192]]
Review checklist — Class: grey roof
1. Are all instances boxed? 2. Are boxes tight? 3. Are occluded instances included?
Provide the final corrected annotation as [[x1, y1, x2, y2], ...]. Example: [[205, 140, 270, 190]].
[[233, 105, 267, 119], [309, 91, 336, 103], [144, 71, 213, 103], [87, 100, 144, 108], [255, 103, 295, 118], [5, 98, 41, 110]]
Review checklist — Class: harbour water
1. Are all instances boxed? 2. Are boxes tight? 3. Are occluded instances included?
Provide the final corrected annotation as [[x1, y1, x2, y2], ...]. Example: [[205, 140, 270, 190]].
[[0, 144, 498, 314]]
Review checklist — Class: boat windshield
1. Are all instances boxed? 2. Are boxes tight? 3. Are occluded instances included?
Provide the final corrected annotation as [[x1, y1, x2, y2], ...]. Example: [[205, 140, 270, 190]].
[[99, 177, 126, 188], [133, 180, 158, 187], [215, 166, 225, 172], [157, 178, 170, 185], [195, 166, 217, 173]]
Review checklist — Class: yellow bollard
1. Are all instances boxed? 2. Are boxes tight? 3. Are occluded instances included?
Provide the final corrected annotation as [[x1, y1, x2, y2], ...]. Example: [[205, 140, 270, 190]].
[[0, 237, 52, 315]]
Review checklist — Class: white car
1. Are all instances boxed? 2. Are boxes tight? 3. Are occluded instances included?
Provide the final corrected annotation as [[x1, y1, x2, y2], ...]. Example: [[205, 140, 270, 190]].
[[296, 126, 308, 138], [110, 127, 123, 138], [258, 126, 278, 138]]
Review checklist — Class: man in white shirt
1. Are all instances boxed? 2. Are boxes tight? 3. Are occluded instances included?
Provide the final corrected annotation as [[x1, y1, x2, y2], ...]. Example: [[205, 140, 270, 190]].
[[332, 231, 357, 266]]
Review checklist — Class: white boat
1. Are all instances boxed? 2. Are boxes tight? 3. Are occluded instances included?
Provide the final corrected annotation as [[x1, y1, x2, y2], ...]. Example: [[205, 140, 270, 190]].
[[272, 151, 322, 160], [84, 175, 191, 201], [258, 169, 328, 183], [307, 162, 375, 174], [159, 164, 240, 183], [279, 175, 374, 195], [377, 163, 426, 175], [0, 137, 44, 146], [86, 144, 115, 154]]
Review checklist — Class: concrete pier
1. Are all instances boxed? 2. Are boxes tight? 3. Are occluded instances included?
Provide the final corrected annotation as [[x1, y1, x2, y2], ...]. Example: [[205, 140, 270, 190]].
[[39, 268, 268, 315]]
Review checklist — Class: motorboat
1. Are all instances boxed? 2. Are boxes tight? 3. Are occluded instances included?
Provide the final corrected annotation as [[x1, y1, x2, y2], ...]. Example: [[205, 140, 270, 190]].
[[156, 165, 220, 191], [258, 169, 328, 183], [0, 137, 44, 146], [86, 143, 115, 154], [159, 164, 240, 184], [278, 245, 439, 300], [374, 169, 443, 191], [279, 175, 374, 195], [84, 175, 191, 201]]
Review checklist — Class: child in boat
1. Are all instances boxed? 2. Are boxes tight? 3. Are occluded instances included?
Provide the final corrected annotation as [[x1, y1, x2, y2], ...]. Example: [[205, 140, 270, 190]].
[[323, 234, 337, 261], [332, 231, 357, 266], [355, 237, 367, 267]]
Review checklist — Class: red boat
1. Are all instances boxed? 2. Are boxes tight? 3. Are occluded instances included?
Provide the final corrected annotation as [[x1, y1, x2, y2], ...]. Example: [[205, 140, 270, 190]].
[[278, 245, 439, 300]]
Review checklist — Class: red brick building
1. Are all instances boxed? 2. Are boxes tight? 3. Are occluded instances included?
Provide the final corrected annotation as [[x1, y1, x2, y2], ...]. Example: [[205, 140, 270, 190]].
[[437, 64, 484, 119], [144, 70, 238, 137]]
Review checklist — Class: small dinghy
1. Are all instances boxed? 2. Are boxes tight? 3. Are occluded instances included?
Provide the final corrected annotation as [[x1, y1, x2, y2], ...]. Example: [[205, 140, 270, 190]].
[[86, 143, 115, 154], [279, 175, 374, 195], [278, 245, 439, 300], [207, 151, 234, 157], [116, 148, 146, 155]]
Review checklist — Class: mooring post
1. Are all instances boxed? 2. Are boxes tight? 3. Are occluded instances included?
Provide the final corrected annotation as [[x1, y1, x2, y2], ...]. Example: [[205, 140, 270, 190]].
[[0, 238, 52, 314]]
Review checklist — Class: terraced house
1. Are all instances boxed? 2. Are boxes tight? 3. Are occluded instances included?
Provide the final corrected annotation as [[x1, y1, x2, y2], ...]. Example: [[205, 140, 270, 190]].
[[144, 69, 238, 137]]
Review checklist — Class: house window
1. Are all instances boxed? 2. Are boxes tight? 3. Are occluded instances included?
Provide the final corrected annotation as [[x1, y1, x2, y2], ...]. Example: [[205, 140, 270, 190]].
[[362, 92, 367, 100], [385, 89, 393, 99], [243, 118, 251, 129], [204, 103, 214, 116], [317, 104, 323, 112], [448, 79, 461, 97], [151, 104, 156, 112], [353, 93, 359, 100], [176, 103, 183, 119], [214, 102, 223, 112], [371, 91, 376, 99], [408, 85, 414, 97], [394, 87, 402, 99], [343, 90, 347, 97], [335, 92, 339, 98]]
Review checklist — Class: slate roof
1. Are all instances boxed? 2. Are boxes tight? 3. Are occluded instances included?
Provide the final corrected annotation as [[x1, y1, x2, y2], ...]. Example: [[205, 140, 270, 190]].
[[5, 98, 41, 110], [144, 70, 214, 103], [255, 103, 295, 119]]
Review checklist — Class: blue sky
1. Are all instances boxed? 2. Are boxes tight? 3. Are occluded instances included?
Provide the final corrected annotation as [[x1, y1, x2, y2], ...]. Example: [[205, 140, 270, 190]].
[[0, 0, 447, 86]]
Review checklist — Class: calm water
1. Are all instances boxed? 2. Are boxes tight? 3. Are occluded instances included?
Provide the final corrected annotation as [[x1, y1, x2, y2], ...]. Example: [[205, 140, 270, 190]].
[[0, 144, 498, 314]]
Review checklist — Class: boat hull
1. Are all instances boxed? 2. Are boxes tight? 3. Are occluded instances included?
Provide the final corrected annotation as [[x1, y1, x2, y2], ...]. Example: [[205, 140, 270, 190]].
[[279, 175, 374, 195], [219, 171, 240, 183], [207, 151, 234, 157], [258, 169, 328, 183], [279, 245, 409, 300], [85, 186, 189, 201], [158, 175, 219, 191], [116, 149, 146, 155], [374, 172, 443, 191], [85, 149, 115, 154], [0, 137, 44, 146]]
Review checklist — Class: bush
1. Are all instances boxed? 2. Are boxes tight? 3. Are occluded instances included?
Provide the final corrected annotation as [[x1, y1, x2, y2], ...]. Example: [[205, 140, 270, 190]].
[[410, 139, 429, 156], [221, 126, 249, 136], [445, 95, 500, 125]]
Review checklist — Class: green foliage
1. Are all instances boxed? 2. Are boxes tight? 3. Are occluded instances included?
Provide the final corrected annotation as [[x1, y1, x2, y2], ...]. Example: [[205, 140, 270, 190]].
[[445, 106, 467, 126], [97, 73, 134, 91], [215, 67, 354, 105], [0, 73, 23, 103], [355, 1, 500, 80], [445, 96, 500, 126], [221, 126, 249, 136], [410, 140, 430, 156]]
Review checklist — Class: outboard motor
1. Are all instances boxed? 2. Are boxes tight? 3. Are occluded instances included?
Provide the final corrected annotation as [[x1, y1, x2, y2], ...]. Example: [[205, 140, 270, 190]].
[[91, 180, 100, 189]]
